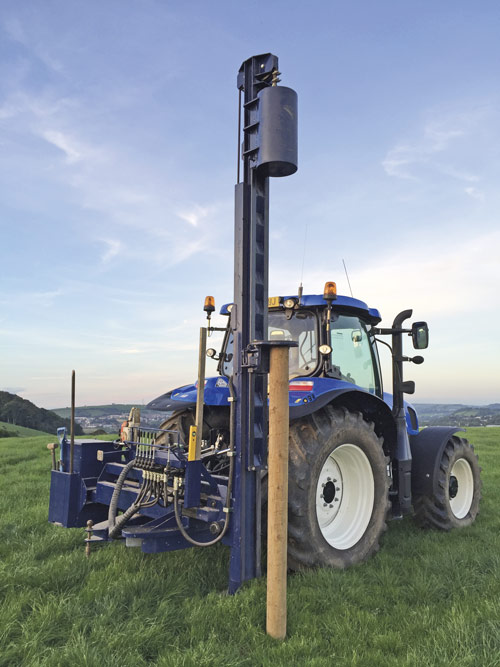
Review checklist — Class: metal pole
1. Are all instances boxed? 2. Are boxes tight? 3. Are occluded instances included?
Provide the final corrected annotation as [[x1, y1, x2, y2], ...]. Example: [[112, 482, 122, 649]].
[[70, 370, 75, 474], [194, 327, 207, 459], [185, 327, 207, 508], [266, 345, 290, 640]]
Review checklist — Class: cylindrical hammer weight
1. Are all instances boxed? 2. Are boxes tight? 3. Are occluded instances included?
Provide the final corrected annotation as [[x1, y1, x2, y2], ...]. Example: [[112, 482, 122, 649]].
[[266, 345, 290, 640]]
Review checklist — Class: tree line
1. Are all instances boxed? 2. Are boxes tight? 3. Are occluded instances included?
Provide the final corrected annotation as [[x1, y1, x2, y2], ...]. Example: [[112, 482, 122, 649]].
[[0, 391, 83, 436]]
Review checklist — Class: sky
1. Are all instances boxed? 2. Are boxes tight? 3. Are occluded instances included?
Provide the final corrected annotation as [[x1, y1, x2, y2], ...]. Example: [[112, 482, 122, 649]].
[[1, 1, 499, 408]]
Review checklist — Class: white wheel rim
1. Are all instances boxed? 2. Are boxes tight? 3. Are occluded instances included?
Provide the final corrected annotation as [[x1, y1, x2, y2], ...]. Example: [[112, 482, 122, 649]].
[[449, 458, 474, 519], [316, 443, 375, 550]]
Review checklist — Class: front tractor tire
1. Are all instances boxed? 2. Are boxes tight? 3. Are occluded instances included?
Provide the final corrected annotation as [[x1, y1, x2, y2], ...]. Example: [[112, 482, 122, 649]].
[[288, 406, 390, 570], [413, 436, 481, 530]]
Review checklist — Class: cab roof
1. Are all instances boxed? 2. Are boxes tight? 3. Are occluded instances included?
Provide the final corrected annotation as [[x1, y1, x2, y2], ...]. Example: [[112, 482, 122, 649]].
[[221, 293, 381, 325]]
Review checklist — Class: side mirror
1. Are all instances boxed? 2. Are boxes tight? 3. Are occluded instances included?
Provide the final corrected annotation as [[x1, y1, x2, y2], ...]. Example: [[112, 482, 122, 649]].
[[411, 322, 429, 349], [351, 330, 362, 344]]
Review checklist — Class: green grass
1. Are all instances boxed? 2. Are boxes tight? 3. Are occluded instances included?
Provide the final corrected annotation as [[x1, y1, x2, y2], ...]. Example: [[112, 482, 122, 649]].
[[0, 420, 53, 438], [1, 428, 500, 666]]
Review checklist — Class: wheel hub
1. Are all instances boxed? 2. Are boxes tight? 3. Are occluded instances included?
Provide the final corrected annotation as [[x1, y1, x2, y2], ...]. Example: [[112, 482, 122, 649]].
[[449, 458, 474, 519], [316, 443, 375, 550], [322, 480, 337, 504], [317, 459, 343, 524]]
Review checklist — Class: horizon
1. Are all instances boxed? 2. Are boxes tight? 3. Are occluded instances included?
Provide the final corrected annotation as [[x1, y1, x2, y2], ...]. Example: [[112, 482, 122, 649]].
[[1, 2, 499, 408], [48, 399, 500, 411]]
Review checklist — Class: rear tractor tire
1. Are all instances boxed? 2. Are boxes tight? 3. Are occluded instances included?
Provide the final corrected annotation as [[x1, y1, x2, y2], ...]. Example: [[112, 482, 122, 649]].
[[287, 406, 390, 570], [155, 410, 195, 447], [413, 436, 481, 530]]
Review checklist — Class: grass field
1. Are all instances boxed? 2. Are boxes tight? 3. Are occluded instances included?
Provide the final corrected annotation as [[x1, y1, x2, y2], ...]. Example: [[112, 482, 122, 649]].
[[0, 421, 53, 438], [1, 428, 500, 666]]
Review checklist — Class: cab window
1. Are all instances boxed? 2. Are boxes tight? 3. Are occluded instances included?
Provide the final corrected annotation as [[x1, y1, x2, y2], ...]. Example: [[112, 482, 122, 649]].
[[330, 315, 379, 394], [269, 310, 318, 377]]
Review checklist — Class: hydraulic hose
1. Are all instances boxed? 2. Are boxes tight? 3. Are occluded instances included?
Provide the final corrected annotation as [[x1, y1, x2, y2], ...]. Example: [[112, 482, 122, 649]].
[[172, 375, 236, 547], [108, 458, 138, 539], [109, 501, 141, 539], [173, 451, 234, 547]]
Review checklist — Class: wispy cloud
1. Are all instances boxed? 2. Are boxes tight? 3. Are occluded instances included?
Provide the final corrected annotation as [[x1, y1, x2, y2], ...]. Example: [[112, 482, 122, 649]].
[[381, 107, 494, 185], [100, 238, 122, 263], [4, 15, 64, 73], [177, 204, 210, 227], [2, 288, 64, 307], [31, 121, 226, 267], [382, 143, 419, 179], [382, 122, 466, 180], [271, 228, 500, 322], [0, 90, 75, 122], [0, 53, 229, 273], [42, 129, 83, 163], [464, 186, 484, 201], [435, 165, 479, 184]]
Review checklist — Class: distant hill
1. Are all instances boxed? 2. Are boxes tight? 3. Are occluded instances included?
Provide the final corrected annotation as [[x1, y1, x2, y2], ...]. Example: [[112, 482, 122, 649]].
[[52, 404, 140, 419], [0, 392, 83, 436], [415, 403, 500, 427]]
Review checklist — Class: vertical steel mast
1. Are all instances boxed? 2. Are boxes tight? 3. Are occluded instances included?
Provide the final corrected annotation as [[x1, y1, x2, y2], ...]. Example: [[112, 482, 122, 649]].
[[229, 54, 297, 593]]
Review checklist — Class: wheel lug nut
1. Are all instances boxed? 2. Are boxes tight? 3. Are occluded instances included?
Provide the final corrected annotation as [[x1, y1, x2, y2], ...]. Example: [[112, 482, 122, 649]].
[[329, 504, 333, 509], [332, 479, 337, 483], [334, 498, 339, 502], [327, 477, 331, 481], [336, 487, 340, 492], [323, 503, 327, 507]]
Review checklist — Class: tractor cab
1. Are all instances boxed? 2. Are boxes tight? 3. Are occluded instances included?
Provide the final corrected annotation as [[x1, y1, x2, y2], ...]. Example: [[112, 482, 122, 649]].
[[148, 280, 427, 432], [215, 282, 383, 398]]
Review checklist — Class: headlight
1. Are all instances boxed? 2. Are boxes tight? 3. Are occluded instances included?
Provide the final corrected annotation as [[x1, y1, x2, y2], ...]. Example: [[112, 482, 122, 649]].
[[319, 344, 332, 355], [284, 298, 296, 309], [206, 348, 217, 358]]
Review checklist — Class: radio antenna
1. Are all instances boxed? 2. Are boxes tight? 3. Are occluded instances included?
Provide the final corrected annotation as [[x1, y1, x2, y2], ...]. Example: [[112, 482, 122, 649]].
[[342, 258, 354, 297], [298, 222, 309, 303]]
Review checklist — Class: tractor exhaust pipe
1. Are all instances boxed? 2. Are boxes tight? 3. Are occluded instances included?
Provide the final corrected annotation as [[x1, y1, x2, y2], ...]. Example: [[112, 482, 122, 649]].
[[391, 311, 413, 515]]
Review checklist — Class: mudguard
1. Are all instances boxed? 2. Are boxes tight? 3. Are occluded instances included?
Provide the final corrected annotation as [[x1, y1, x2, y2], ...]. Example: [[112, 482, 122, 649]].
[[289, 387, 399, 456], [289, 387, 392, 421], [409, 426, 464, 497], [147, 377, 230, 413]]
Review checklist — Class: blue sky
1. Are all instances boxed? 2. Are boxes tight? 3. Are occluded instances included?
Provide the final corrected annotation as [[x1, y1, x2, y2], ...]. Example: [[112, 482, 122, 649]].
[[1, 1, 499, 408]]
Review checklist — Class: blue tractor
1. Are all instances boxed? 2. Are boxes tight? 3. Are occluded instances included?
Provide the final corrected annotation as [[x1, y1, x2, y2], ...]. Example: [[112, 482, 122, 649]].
[[147, 285, 481, 570], [47, 53, 481, 592]]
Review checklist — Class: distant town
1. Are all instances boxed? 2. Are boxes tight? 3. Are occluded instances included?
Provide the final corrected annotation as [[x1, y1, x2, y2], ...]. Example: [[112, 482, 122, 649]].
[[53, 402, 500, 434], [52, 404, 167, 434], [414, 403, 500, 428]]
